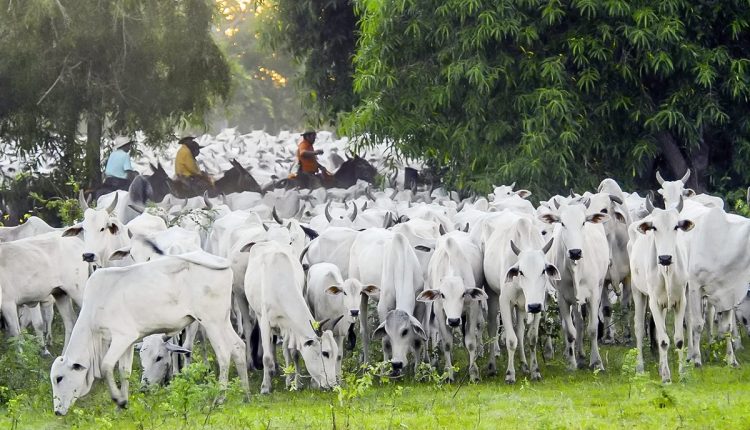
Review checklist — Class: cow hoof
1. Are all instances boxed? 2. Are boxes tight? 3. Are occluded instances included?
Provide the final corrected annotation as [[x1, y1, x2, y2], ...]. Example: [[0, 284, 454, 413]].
[[590, 361, 603, 371], [602, 337, 616, 345], [505, 373, 515, 384], [576, 361, 587, 370], [520, 363, 529, 373], [488, 363, 497, 376], [694, 361, 702, 369], [260, 387, 271, 395], [116, 400, 128, 410], [531, 370, 542, 381], [728, 360, 739, 368]]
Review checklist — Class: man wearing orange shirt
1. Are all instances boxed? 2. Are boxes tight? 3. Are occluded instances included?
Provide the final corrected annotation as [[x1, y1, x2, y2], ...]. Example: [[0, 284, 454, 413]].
[[296, 131, 332, 185]]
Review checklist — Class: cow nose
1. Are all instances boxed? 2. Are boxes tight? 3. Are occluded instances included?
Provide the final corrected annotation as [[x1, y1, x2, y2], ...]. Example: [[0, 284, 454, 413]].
[[658, 255, 673, 266], [82, 253, 96, 262], [391, 361, 403, 371], [54, 410, 63, 416], [350, 309, 359, 317], [447, 318, 461, 327], [528, 303, 542, 314], [568, 249, 583, 260]]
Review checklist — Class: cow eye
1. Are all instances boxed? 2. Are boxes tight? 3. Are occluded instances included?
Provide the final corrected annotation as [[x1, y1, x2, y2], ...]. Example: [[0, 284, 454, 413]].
[[322, 351, 330, 358], [518, 270, 524, 277], [561, 222, 565, 227], [100, 227, 105, 232], [401, 329, 408, 337], [601, 208, 608, 213], [56, 376, 63, 384], [541, 230, 547, 235], [155, 356, 163, 362]]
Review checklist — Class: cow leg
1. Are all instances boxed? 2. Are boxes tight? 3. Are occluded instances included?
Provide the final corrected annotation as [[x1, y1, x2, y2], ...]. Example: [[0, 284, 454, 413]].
[[117, 345, 135, 404], [334, 333, 345, 381], [52, 293, 77, 352], [516, 309, 528, 374], [600, 284, 615, 344], [258, 317, 275, 394], [673, 293, 687, 377], [687, 287, 704, 367], [235, 294, 257, 370], [719, 310, 739, 367], [558, 299, 578, 370], [181, 322, 200, 368], [621, 276, 633, 344], [359, 294, 370, 364], [707, 304, 717, 343], [499, 298, 517, 384], [41, 297, 55, 346], [486, 288, 500, 376], [22, 304, 50, 355], [648, 299, 671, 383], [465, 303, 482, 382], [435, 309, 454, 382], [527, 312, 541, 381], [101, 337, 137, 408], [1, 301, 22, 338], [632, 289, 647, 373], [572, 305, 586, 368], [588, 290, 604, 371]]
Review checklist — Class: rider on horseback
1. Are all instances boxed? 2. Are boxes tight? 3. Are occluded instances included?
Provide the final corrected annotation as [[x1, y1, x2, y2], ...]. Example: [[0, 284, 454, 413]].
[[103, 136, 137, 191], [175, 136, 214, 194], [294, 130, 332, 185]]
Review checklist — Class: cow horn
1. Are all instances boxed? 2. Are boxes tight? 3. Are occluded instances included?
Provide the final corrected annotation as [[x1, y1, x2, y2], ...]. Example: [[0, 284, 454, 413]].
[[681, 169, 691, 184], [439, 224, 446, 236], [655, 170, 665, 185], [645, 195, 655, 214], [349, 201, 358, 221], [272, 206, 283, 224], [319, 315, 345, 334], [676, 195, 684, 213], [553, 198, 561, 210], [324, 201, 332, 222], [510, 240, 521, 256], [510, 181, 516, 189], [383, 212, 393, 229], [362, 201, 368, 211], [262, 222, 269, 232], [78, 190, 90, 211], [366, 186, 376, 201], [582, 197, 591, 209], [569, 188, 575, 198], [457, 199, 466, 212], [390, 189, 398, 200], [542, 237, 554, 254], [203, 192, 213, 210], [608, 194, 623, 205], [106, 193, 119, 214], [462, 223, 469, 232]]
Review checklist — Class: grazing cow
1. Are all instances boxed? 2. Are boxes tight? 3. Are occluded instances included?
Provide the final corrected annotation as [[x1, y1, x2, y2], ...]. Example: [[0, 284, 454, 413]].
[[539, 200, 610, 371], [417, 232, 487, 382], [0, 233, 87, 349], [50, 251, 249, 415], [305, 263, 379, 377], [629, 197, 694, 382], [484, 214, 557, 382], [243, 241, 340, 393], [349, 229, 427, 373], [63, 191, 129, 268], [136, 334, 192, 387], [684, 207, 750, 367]]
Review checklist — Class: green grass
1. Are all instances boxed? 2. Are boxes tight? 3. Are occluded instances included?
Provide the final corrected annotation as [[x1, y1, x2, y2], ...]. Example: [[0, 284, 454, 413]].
[[2, 330, 750, 429]]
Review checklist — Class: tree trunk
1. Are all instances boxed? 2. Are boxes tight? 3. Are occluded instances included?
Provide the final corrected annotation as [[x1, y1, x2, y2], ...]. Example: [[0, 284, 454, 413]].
[[691, 128, 710, 193], [85, 113, 103, 191], [657, 131, 691, 186]]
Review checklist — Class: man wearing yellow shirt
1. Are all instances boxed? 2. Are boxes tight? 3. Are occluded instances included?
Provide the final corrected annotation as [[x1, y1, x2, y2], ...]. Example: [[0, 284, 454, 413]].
[[175, 137, 214, 194]]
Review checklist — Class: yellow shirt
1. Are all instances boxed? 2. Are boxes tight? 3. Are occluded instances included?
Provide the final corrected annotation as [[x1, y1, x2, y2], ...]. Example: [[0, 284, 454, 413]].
[[175, 144, 201, 177]]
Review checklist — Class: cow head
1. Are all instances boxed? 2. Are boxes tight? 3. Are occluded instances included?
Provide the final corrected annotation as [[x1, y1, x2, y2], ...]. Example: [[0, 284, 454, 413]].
[[538, 201, 608, 261], [372, 309, 427, 375], [326, 279, 379, 324], [504, 238, 559, 313], [50, 356, 94, 416], [302, 319, 342, 389], [491, 182, 531, 201], [636, 197, 694, 267], [417, 276, 487, 326], [656, 169, 695, 209], [586, 192, 628, 225], [63, 192, 126, 266], [138, 334, 190, 387]]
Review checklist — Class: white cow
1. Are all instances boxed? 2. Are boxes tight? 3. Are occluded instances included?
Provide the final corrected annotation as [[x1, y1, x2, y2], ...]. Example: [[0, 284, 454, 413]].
[[656, 169, 724, 210], [301, 227, 360, 277], [305, 263, 379, 377], [243, 241, 340, 393], [539, 200, 610, 371], [63, 192, 129, 268], [0, 216, 57, 242], [110, 227, 201, 264], [136, 334, 192, 387], [629, 197, 694, 382], [417, 232, 487, 382], [50, 251, 249, 415]]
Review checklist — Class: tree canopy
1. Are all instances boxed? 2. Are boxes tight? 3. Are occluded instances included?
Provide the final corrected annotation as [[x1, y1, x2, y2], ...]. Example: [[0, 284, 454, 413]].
[[341, 0, 750, 195], [0, 0, 231, 187]]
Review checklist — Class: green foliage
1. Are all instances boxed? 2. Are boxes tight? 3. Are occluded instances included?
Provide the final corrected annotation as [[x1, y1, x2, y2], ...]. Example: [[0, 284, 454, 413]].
[[0, 334, 50, 405], [343, 0, 750, 196], [29, 176, 82, 225], [162, 360, 223, 425]]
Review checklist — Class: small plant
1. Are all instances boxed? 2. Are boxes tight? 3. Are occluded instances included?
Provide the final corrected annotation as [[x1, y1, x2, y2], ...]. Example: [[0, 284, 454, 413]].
[[163, 361, 223, 427], [621, 348, 649, 399]]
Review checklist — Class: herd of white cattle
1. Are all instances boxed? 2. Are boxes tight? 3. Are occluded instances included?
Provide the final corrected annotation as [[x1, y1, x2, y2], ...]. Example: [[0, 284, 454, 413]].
[[1, 132, 750, 416]]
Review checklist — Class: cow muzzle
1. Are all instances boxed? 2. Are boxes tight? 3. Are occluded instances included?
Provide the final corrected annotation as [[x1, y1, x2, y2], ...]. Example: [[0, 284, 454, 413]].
[[350, 309, 359, 318], [527, 303, 542, 314], [658, 255, 673, 266], [568, 249, 583, 260], [447, 317, 461, 327], [82, 253, 96, 263]]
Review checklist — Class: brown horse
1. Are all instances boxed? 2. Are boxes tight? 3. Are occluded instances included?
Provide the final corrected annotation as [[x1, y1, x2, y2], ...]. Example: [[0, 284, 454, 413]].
[[142, 159, 262, 199], [276, 155, 378, 190]]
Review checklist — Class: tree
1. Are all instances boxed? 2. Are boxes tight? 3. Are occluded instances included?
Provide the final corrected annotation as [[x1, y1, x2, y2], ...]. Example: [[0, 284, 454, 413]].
[[343, 0, 750, 195], [0, 0, 231, 189], [259, 0, 358, 125]]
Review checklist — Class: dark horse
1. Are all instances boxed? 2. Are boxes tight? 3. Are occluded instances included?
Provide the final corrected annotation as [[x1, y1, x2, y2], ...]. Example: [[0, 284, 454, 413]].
[[276, 155, 378, 190], [144, 159, 262, 200]]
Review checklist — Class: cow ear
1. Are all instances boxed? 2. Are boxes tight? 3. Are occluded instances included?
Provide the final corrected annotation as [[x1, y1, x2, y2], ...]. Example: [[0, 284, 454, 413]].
[[361, 285, 379, 296], [240, 242, 256, 252], [325, 286, 345, 295], [164, 343, 192, 355], [677, 220, 694, 232], [107, 223, 120, 234], [409, 315, 428, 341], [505, 266, 520, 283], [515, 189, 531, 199], [463, 288, 488, 300], [538, 213, 560, 224], [63, 225, 83, 237], [683, 188, 696, 197], [109, 247, 131, 261], [637, 221, 654, 234], [545, 264, 561, 281], [612, 209, 627, 223], [371, 321, 387, 340], [586, 213, 609, 224], [416, 289, 443, 302]]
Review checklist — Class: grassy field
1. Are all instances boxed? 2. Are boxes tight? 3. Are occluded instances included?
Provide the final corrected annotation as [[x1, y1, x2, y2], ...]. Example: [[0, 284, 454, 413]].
[[1, 329, 749, 430]]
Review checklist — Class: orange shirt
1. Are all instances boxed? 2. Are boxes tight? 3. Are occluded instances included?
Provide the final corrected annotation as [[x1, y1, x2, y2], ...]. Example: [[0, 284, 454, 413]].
[[297, 138, 319, 173]]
